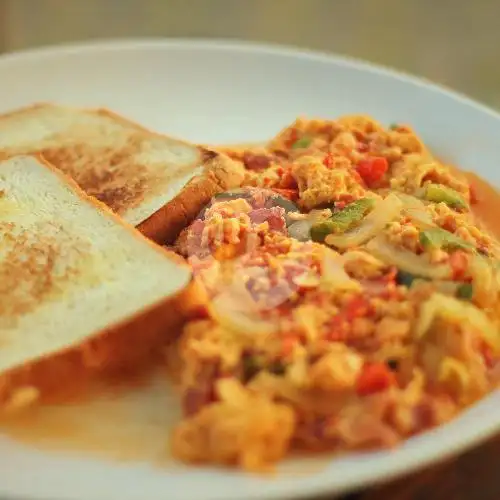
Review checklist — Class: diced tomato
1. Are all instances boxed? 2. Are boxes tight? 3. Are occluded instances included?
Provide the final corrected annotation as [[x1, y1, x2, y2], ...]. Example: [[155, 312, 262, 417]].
[[279, 167, 298, 189], [344, 295, 371, 321], [442, 215, 457, 233], [449, 250, 469, 280], [379, 267, 398, 284], [356, 157, 388, 187], [379, 285, 401, 301], [356, 362, 397, 396], [469, 183, 479, 204], [282, 334, 300, 357], [323, 153, 334, 169], [325, 316, 349, 342], [325, 296, 371, 341], [272, 188, 299, 201], [326, 329, 347, 342], [335, 201, 347, 210]]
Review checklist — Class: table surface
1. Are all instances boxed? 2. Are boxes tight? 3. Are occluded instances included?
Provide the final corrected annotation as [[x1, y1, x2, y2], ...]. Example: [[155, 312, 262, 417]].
[[1, 1, 500, 499], [3, 0, 500, 111], [343, 433, 499, 500]]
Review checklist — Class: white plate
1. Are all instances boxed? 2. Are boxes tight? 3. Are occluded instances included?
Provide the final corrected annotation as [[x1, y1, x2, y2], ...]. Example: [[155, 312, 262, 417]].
[[0, 38, 500, 500]]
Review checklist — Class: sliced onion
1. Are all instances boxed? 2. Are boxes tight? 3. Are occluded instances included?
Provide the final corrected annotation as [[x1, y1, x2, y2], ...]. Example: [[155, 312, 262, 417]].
[[292, 271, 320, 288], [324, 193, 403, 249], [405, 209, 434, 229], [321, 248, 361, 291], [366, 235, 451, 280], [415, 293, 500, 353], [396, 192, 426, 209], [396, 193, 435, 229], [288, 209, 333, 241], [342, 250, 387, 281], [209, 292, 277, 336], [468, 254, 496, 308], [288, 219, 313, 242], [438, 357, 470, 391], [397, 194, 434, 229], [342, 250, 386, 268]]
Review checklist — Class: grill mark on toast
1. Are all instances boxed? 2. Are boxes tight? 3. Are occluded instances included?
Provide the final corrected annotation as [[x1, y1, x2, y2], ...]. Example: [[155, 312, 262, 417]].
[[201, 148, 218, 163], [0, 222, 91, 329], [38, 135, 163, 215]]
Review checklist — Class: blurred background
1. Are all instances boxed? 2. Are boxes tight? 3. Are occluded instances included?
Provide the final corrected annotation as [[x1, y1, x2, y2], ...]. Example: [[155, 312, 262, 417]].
[[0, 0, 499, 110]]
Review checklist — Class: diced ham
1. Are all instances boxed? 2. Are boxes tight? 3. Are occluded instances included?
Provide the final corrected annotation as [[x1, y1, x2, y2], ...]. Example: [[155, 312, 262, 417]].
[[182, 364, 219, 416], [189, 218, 205, 236], [242, 152, 272, 171], [248, 206, 287, 232]]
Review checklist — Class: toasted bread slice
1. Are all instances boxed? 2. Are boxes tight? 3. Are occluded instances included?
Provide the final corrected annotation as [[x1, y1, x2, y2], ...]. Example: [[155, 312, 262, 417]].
[[0, 104, 244, 243], [0, 155, 194, 410]]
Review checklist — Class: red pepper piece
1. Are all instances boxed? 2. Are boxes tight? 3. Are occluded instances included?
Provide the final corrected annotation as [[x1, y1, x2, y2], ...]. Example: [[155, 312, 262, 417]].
[[344, 295, 371, 321], [356, 157, 388, 187], [325, 316, 349, 342], [282, 334, 300, 357], [379, 267, 398, 284], [272, 188, 299, 201], [356, 362, 397, 396], [323, 153, 334, 169], [279, 171, 298, 190], [449, 250, 469, 280]]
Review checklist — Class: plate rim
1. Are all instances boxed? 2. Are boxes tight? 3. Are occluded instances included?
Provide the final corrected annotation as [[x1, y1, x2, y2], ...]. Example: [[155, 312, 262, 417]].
[[1, 36, 500, 124], [0, 37, 499, 500]]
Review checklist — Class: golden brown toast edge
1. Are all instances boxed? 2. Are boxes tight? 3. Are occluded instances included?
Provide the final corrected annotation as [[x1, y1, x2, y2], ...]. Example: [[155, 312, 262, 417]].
[[138, 147, 245, 244], [88, 108, 246, 244], [0, 154, 198, 412], [0, 104, 245, 245]]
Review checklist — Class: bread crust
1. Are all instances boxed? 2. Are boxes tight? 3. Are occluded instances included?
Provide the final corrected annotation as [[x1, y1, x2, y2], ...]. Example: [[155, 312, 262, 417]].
[[138, 148, 245, 244], [0, 155, 195, 411], [89, 108, 246, 244], [0, 104, 245, 245]]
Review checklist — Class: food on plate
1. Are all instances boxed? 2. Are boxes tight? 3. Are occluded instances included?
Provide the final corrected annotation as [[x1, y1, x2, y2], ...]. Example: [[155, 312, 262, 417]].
[[0, 155, 192, 410], [0, 104, 244, 243], [309, 197, 375, 242], [1, 107, 499, 475], [169, 115, 500, 471]]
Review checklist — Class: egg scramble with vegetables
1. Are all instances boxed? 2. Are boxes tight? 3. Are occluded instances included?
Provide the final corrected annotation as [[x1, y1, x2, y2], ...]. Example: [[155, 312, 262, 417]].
[[169, 115, 500, 472]]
